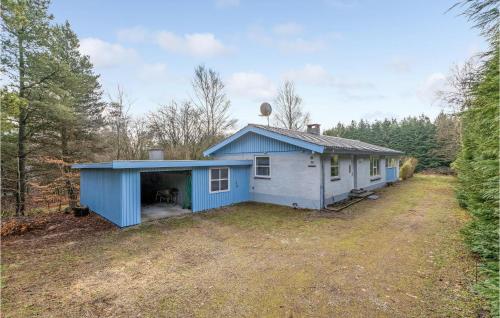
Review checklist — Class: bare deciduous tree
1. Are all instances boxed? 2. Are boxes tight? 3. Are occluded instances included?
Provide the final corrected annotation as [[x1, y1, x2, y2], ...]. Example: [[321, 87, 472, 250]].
[[148, 101, 205, 159], [437, 57, 481, 113], [125, 118, 152, 160], [107, 86, 131, 160], [191, 65, 236, 139], [273, 80, 310, 130]]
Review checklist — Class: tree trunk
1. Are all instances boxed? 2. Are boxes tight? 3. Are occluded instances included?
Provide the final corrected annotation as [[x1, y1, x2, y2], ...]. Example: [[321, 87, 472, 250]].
[[61, 125, 76, 209], [16, 108, 27, 216], [16, 36, 26, 216]]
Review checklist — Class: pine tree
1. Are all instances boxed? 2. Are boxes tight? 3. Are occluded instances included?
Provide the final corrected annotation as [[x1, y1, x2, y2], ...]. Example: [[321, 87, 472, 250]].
[[1, 1, 105, 213], [1, 0, 55, 215]]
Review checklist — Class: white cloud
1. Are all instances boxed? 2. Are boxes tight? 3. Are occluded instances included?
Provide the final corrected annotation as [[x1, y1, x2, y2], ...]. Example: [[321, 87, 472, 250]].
[[386, 57, 412, 73], [117, 26, 149, 43], [215, 0, 239, 8], [342, 93, 386, 101], [278, 38, 326, 53], [156, 31, 229, 57], [467, 42, 483, 56], [283, 64, 333, 85], [273, 22, 303, 36], [79, 38, 138, 68], [282, 64, 373, 90], [362, 111, 397, 121], [247, 25, 273, 45], [417, 72, 446, 103], [137, 63, 168, 81], [227, 72, 277, 101], [247, 25, 336, 54]]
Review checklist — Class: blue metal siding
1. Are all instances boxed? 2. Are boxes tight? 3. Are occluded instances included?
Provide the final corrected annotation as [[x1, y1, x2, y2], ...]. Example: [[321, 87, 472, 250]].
[[80, 169, 123, 226], [203, 126, 324, 156], [386, 167, 398, 182], [191, 166, 250, 212], [213, 132, 304, 155], [121, 169, 141, 227], [78, 161, 253, 227]]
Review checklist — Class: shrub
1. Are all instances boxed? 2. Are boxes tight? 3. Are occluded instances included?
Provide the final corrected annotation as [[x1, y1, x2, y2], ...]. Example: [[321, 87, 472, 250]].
[[400, 157, 418, 180]]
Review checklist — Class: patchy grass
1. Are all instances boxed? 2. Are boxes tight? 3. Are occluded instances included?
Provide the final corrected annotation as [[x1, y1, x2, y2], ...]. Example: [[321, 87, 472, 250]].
[[1, 175, 487, 317]]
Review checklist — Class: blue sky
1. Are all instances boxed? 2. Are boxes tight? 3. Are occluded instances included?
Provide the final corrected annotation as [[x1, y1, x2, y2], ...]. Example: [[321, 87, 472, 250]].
[[50, 0, 484, 130]]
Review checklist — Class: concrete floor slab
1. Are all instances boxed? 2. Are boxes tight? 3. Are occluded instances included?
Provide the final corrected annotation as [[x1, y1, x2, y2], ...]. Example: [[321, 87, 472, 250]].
[[141, 203, 191, 222]]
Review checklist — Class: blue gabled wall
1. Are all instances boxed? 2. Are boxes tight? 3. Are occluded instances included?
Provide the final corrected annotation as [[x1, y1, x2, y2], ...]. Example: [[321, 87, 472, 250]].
[[191, 166, 250, 212], [212, 132, 305, 155]]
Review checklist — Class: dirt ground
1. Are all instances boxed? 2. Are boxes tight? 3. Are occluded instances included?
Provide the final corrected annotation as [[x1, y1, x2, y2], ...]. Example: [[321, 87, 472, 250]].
[[1, 175, 487, 317]]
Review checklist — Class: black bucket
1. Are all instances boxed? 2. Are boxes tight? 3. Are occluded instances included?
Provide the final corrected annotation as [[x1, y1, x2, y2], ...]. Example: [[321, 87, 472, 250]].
[[73, 205, 90, 217]]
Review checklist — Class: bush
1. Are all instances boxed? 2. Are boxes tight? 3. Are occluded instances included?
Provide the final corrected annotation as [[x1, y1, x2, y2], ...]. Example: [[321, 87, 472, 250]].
[[400, 157, 418, 180]]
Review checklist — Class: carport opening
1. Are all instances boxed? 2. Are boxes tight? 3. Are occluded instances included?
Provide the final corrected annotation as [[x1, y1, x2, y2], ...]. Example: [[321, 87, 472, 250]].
[[140, 170, 192, 222]]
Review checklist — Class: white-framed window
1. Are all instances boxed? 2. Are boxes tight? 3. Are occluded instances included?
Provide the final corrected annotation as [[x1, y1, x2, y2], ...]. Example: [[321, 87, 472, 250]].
[[330, 155, 339, 178], [386, 157, 397, 168], [209, 167, 230, 193], [255, 156, 271, 178], [370, 156, 380, 176]]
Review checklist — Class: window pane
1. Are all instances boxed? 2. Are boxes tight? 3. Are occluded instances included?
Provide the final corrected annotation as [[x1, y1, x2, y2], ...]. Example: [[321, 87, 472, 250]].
[[210, 180, 219, 192], [256, 157, 269, 166], [220, 168, 228, 179], [220, 180, 228, 191], [331, 167, 339, 177], [331, 155, 338, 166], [256, 167, 270, 176], [211, 169, 219, 180]]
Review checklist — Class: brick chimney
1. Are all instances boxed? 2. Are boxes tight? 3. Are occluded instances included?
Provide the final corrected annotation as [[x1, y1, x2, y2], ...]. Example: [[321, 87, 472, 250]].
[[307, 124, 321, 135]]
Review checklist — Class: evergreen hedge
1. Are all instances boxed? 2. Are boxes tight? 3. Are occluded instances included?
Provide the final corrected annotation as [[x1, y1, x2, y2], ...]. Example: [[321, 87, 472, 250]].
[[453, 49, 499, 316]]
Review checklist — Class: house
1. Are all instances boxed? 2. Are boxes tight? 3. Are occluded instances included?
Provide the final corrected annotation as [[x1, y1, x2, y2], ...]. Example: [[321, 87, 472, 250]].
[[73, 124, 403, 227]]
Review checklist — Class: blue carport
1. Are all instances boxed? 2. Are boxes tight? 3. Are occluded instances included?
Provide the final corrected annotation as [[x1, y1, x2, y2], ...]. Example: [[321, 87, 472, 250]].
[[72, 160, 252, 227]]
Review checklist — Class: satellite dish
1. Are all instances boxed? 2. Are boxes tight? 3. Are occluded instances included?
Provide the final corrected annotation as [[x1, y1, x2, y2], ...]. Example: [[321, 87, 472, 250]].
[[260, 102, 272, 116], [259, 102, 272, 126]]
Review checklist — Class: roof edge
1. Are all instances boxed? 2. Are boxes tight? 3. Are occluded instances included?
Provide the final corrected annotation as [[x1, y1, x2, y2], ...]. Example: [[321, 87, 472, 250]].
[[72, 162, 113, 169], [324, 148, 404, 155], [72, 160, 253, 169]]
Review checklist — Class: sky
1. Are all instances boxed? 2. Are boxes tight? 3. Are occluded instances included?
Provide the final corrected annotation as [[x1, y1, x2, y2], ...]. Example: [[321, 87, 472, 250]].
[[50, 0, 485, 130]]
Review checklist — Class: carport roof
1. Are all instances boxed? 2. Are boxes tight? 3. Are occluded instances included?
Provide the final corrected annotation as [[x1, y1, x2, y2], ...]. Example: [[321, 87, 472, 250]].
[[72, 159, 253, 169]]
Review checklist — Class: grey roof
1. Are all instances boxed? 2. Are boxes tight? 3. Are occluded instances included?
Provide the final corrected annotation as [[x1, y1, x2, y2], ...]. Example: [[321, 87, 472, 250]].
[[249, 124, 403, 155]]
